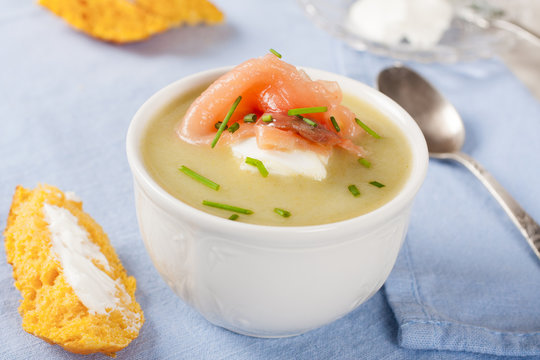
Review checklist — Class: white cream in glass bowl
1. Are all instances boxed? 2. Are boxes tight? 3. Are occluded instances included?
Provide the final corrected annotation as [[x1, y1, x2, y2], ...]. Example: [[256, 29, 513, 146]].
[[126, 66, 428, 338]]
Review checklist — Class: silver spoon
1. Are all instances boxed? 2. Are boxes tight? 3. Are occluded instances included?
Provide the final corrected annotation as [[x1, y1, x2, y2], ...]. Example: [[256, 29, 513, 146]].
[[377, 65, 540, 259]]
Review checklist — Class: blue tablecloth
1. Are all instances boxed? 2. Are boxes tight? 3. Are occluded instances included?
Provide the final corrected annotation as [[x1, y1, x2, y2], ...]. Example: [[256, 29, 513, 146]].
[[1, 1, 539, 359]]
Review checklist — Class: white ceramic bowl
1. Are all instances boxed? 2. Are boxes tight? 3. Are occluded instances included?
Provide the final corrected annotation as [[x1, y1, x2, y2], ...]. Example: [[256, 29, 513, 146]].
[[126, 66, 428, 338]]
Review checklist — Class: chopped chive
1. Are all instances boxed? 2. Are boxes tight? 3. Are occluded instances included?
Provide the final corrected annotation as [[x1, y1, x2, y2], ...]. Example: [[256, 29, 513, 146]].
[[330, 116, 340, 132], [369, 181, 385, 188], [261, 114, 273, 123], [348, 185, 361, 197], [179, 166, 220, 191], [214, 121, 228, 130], [211, 96, 242, 148], [269, 48, 282, 58], [228, 214, 239, 221], [355, 118, 381, 139], [244, 113, 257, 123], [287, 106, 327, 116], [245, 157, 269, 177], [228, 122, 240, 133], [202, 200, 253, 214], [274, 208, 291, 218], [358, 157, 371, 168], [300, 116, 317, 127]]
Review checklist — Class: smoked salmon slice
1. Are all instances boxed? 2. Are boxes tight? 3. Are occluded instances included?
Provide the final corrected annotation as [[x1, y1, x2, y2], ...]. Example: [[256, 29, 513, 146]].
[[176, 54, 365, 156]]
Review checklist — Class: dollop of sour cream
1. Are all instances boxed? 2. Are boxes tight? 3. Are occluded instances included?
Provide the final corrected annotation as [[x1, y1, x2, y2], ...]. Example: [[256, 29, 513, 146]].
[[43, 203, 128, 315], [347, 0, 453, 49], [231, 137, 329, 181]]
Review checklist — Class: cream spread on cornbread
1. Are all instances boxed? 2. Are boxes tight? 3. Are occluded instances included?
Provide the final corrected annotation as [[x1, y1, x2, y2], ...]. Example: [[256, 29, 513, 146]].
[[43, 203, 128, 315], [65, 191, 81, 202]]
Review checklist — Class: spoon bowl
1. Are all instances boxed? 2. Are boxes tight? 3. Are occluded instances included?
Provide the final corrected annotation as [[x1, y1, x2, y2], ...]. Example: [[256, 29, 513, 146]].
[[377, 65, 540, 259], [377, 66, 465, 156]]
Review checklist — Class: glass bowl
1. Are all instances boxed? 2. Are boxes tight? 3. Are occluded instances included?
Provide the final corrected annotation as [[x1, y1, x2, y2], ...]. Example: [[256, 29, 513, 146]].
[[298, 0, 516, 63]]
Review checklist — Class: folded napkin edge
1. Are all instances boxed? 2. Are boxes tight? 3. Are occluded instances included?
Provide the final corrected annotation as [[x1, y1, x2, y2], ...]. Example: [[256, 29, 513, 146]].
[[399, 320, 540, 357]]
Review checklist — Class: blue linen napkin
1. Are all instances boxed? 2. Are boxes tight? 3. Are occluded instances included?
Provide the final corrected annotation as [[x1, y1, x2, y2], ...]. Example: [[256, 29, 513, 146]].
[[338, 45, 540, 357]]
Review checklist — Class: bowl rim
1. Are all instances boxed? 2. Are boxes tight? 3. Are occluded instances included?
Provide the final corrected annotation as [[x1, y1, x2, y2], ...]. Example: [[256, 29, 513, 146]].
[[126, 65, 428, 247]]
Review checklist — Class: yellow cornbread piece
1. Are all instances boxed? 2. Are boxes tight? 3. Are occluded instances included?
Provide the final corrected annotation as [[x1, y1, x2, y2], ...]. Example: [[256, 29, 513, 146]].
[[39, 0, 171, 43], [4, 185, 144, 356], [135, 0, 224, 25], [39, 0, 224, 43]]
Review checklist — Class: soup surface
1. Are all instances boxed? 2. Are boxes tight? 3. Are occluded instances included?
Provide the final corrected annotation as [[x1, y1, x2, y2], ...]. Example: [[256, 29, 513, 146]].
[[142, 84, 412, 226]]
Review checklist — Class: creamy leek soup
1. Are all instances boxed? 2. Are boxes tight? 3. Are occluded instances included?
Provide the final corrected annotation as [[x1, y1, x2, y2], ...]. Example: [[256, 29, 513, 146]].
[[141, 84, 412, 226]]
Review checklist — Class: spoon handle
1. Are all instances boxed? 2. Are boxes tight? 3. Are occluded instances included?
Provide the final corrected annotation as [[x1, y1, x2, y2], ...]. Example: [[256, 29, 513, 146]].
[[445, 151, 540, 258]]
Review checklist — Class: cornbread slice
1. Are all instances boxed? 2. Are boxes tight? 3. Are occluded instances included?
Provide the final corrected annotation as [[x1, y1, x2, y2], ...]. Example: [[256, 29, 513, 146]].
[[39, 0, 172, 43], [135, 0, 224, 26], [39, 0, 224, 43], [4, 185, 144, 356]]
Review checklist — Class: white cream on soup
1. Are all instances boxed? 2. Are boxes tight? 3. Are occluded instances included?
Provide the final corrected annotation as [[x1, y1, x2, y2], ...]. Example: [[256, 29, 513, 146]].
[[230, 137, 329, 181]]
